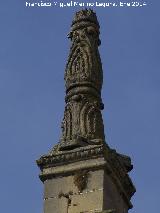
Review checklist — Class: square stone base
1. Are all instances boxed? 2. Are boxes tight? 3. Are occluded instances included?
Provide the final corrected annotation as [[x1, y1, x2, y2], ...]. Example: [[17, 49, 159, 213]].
[[42, 158, 128, 213]]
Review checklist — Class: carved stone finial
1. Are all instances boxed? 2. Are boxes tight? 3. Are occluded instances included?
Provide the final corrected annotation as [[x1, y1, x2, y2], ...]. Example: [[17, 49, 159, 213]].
[[58, 9, 105, 151], [72, 9, 100, 29]]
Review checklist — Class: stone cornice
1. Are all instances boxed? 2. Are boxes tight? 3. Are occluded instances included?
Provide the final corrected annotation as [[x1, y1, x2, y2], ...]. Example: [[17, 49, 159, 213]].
[[37, 144, 104, 170]]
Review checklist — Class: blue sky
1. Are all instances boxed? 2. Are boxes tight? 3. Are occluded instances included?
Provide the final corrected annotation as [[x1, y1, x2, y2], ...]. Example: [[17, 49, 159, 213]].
[[0, 0, 159, 212]]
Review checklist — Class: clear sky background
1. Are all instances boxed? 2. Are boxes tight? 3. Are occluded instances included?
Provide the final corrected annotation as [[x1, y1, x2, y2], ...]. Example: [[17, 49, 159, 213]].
[[0, 0, 159, 212]]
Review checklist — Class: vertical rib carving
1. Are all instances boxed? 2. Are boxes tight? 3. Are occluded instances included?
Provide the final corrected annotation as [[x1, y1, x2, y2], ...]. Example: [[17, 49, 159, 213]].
[[61, 104, 73, 140], [80, 100, 105, 143], [87, 106, 99, 139], [80, 102, 90, 137]]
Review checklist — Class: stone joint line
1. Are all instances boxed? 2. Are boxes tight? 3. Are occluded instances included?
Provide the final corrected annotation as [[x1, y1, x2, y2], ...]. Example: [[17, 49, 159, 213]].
[[44, 188, 103, 200]]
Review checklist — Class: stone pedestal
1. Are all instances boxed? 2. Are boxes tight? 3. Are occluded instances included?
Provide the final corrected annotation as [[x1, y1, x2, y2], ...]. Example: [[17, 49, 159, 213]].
[[37, 144, 135, 213]]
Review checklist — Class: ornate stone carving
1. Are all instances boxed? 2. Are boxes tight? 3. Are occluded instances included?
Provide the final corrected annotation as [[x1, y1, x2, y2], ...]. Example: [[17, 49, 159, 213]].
[[58, 9, 105, 151], [37, 144, 104, 169]]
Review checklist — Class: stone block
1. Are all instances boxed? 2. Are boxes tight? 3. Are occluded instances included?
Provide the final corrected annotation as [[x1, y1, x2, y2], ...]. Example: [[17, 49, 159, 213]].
[[68, 190, 103, 213], [44, 168, 105, 199], [44, 197, 68, 213], [44, 175, 77, 198], [86, 169, 104, 191], [103, 171, 128, 213]]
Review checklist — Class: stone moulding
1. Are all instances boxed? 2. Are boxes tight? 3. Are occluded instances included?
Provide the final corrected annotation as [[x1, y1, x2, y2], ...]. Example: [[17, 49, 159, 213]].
[[37, 144, 104, 169]]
